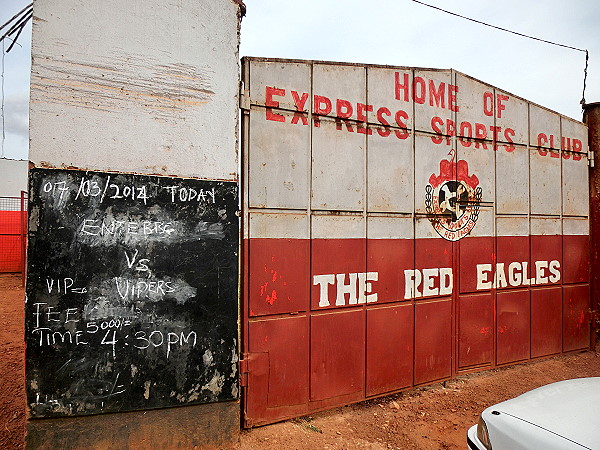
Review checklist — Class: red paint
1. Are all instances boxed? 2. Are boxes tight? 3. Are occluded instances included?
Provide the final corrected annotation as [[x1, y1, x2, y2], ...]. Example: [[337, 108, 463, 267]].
[[310, 310, 365, 401], [531, 287, 562, 357], [313, 95, 332, 115], [265, 86, 285, 122], [497, 290, 530, 364], [430, 117, 515, 151], [367, 238, 413, 303], [531, 235, 562, 286], [246, 316, 309, 423], [483, 92, 494, 116], [458, 293, 494, 368], [249, 239, 310, 316], [366, 304, 414, 396], [496, 94, 508, 118], [415, 237, 452, 293], [414, 299, 452, 384], [563, 285, 590, 352], [563, 235, 589, 284], [244, 233, 588, 425], [483, 92, 509, 118], [496, 235, 530, 290], [459, 236, 494, 294], [336, 99, 353, 119], [394, 72, 458, 111]]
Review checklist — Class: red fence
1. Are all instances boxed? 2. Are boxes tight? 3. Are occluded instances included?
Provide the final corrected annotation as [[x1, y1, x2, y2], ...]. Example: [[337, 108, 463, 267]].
[[0, 192, 27, 275]]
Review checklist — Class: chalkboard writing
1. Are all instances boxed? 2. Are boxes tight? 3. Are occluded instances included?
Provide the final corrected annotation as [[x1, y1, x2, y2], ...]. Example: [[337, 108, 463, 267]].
[[26, 168, 239, 418]]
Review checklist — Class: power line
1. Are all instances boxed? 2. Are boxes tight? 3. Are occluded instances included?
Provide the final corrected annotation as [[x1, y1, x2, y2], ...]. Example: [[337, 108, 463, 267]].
[[411, 0, 589, 105], [0, 4, 33, 53], [0, 3, 32, 34]]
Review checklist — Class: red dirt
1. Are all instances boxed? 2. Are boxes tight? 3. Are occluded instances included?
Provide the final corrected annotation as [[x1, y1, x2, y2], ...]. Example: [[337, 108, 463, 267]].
[[1, 272, 599, 449], [237, 348, 600, 450], [0, 274, 26, 450]]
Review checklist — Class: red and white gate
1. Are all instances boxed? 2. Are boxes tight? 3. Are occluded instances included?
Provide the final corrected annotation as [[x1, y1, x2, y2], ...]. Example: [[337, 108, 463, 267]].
[[240, 58, 590, 427]]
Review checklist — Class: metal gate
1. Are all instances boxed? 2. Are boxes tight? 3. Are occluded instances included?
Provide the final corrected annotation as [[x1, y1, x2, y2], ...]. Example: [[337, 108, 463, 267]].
[[240, 58, 590, 427]]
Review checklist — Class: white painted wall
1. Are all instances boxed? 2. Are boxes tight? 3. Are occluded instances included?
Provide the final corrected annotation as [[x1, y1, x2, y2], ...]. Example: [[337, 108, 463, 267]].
[[29, 0, 242, 181], [0, 159, 28, 197]]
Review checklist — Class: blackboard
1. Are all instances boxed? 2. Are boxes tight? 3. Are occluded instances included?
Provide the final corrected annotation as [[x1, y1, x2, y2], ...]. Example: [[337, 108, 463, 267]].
[[25, 168, 239, 418]]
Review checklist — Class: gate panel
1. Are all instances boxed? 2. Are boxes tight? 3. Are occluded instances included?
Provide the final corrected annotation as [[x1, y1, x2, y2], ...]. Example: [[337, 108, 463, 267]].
[[458, 216, 494, 294], [563, 218, 589, 284], [312, 117, 365, 211], [495, 89, 528, 146], [414, 299, 452, 385], [563, 285, 590, 352], [367, 66, 414, 132], [458, 293, 494, 369], [248, 108, 310, 209], [367, 131, 413, 213], [246, 316, 309, 425], [531, 287, 563, 357], [530, 147, 561, 216], [562, 147, 589, 217], [366, 304, 414, 396], [496, 145, 529, 214], [415, 218, 453, 282], [248, 213, 309, 316], [310, 310, 365, 402], [497, 289, 530, 365]]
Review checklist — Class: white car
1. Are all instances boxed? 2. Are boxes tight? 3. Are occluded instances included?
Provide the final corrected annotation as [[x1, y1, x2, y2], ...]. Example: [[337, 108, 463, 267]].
[[467, 377, 600, 450]]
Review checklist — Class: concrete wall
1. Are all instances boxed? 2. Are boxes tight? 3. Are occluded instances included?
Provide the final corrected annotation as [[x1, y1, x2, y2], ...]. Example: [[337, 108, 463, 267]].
[[0, 159, 28, 197], [27, 0, 243, 447], [30, 0, 241, 181]]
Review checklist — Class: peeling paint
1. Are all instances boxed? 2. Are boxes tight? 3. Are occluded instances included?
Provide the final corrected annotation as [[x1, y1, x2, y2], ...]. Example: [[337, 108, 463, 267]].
[[202, 350, 213, 367], [201, 373, 224, 397]]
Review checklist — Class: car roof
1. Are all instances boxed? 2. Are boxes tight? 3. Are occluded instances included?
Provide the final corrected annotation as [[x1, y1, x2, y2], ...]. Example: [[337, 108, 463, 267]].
[[485, 377, 600, 449]]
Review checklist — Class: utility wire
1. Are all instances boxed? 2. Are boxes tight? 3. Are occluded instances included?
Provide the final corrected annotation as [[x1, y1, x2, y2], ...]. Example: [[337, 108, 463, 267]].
[[411, 0, 590, 105], [0, 3, 32, 34], [5, 12, 31, 53], [0, 5, 33, 53]]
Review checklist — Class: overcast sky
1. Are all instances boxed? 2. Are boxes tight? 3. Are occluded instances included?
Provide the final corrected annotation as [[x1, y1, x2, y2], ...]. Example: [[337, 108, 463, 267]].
[[2, 0, 599, 161]]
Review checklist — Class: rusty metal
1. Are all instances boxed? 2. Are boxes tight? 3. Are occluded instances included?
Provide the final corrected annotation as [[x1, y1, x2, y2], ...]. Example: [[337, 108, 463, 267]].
[[584, 102, 600, 348]]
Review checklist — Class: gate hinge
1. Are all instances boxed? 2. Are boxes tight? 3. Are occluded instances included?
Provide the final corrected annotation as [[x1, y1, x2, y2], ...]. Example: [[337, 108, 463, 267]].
[[239, 355, 250, 387], [239, 81, 250, 110], [590, 309, 599, 325], [588, 146, 595, 168]]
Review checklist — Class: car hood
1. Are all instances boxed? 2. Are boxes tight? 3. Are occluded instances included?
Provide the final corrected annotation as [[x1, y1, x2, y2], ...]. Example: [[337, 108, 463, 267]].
[[489, 377, 600, 449]]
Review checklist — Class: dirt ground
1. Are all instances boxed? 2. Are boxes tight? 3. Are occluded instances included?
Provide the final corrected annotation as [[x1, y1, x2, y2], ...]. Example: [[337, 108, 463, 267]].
[[0, 274, 26, 450], [1, 272, 599, 449]]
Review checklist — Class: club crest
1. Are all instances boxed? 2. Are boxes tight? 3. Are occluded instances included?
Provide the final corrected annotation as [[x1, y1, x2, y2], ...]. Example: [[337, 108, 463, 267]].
[[425, 151, 482, 241]]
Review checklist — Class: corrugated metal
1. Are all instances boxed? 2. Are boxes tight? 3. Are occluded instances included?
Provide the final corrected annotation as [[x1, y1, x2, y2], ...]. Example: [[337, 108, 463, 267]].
[[241, 57, 591, 427]]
